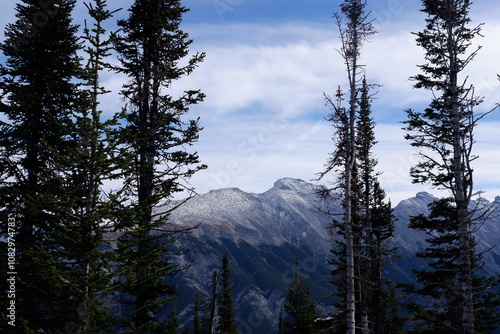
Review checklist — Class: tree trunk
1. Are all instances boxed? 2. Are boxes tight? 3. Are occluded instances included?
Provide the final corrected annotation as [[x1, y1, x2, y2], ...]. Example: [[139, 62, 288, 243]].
[[448, 14, 474, 334], [345, 117, 356, 334], [344, 21, 359, 334], [208, 271, 218, 334]]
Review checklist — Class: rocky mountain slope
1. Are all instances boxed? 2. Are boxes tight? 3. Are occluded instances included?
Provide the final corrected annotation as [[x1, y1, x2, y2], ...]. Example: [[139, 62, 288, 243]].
[[163, 178, 500, 333]]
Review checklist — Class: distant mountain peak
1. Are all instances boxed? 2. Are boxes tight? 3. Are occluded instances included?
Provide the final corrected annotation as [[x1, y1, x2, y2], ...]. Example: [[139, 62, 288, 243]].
[[415, 191, 436, 201], [165, 179, 500, 332], [268, 177, 320, 196], [272, 177, 308, 189]]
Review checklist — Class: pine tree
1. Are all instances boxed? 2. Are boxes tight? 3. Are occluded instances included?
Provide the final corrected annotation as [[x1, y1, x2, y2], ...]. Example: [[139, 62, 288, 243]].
[[111, 0, 206, 331], [277, 308, 284, 334], [0, 0, 87, 331], [317, 2, 376, 332], [217, 254, 238, 334], [402, 1, 498, 332], [282, 259, 321, 334]]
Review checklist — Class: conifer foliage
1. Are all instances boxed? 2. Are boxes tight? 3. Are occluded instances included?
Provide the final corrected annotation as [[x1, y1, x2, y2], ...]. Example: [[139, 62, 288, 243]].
[[318, 1, 401, 333], [0, 0, 206, 332], [282, 259, 321, 334], [217, 254, 238, 334], [317, 2, 377, 332], [0, 0, 91, 331], [403, 1, 498, 332], [405, 198, 500, 332], [111, 0, 206, 331]]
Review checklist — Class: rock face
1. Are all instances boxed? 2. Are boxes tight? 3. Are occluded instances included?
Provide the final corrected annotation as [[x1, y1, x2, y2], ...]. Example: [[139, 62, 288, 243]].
[[170, 178, 333, 247], [163, 178, 500, 333]]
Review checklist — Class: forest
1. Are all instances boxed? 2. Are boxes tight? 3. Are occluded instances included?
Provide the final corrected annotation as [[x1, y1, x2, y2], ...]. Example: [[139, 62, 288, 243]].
[[0, 0, 499, 333]]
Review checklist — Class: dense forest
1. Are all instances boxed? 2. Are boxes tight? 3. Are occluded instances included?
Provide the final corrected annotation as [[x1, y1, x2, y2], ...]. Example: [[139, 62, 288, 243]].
[[0, 0, 499, 333]]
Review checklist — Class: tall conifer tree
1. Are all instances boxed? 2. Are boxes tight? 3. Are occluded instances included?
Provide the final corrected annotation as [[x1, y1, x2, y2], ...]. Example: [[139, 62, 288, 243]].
[[403, 1, 498, 332], [0, 0, 86, 331], [282, 259, 321, 334], [318, 3, 402, 330], [355, 79, 403, 333], [111, 0, 206, 331], [217, 254, 238, 334], [53, 1, 121, 331], [317, 2, 376, 331], [405, 199, 500, 332], [325, 80, 402, 333]]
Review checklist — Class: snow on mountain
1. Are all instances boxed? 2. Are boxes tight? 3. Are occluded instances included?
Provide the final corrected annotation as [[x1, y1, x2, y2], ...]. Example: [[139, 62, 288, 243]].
[[169, 177, 334, 248], [163, 178, 500, 332]]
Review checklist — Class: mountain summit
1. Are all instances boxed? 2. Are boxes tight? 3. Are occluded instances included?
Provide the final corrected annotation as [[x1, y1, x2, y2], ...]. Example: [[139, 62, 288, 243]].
[[164, 178, 500, 333]]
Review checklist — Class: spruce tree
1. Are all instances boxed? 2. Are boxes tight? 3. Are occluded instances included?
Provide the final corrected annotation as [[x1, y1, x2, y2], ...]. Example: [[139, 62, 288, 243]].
[[355, 79, 403, 333], [54, 1, 121, 331], [326, 84, 402, 333], [403, 1, 498, 332], [111, 0, 206, 331], [282, 259, 321, 334], [217, 254, 238, 334], [166, 305, 182, 334], [0, 0, 86, 331], [405, 198, 500, 333]]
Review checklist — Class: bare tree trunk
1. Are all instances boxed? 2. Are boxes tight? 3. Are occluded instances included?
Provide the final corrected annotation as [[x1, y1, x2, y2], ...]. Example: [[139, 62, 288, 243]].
[[208, 271, 218, 334], [448, 12, 475, 333], [344, 16, 359, 333]]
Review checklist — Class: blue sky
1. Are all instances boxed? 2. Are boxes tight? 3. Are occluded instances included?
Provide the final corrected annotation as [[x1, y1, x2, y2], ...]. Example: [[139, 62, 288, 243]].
[[1, 0, 500, 204]]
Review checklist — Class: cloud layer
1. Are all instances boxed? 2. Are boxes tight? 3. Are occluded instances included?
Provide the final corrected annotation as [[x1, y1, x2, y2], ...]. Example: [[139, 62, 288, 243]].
[[1, 1, 499, 205]]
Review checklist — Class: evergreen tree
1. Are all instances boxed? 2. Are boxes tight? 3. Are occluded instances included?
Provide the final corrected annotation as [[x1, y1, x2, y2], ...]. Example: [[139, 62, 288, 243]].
[[282, 259, 321, 334], [166, 305, 182, 334], [52, 1, 122, 331], [405, 198, 500, 333], [217, 254, 238, 334], [111, 0, 206, 331], [317, 1, 376, 332], [277, 308, 284, 334], [321, 79, 402, 333], [193, 291, 202, 334], [355, 78, 404, 334], [0, 0, 88, 331], [403, 1, 498, 332]]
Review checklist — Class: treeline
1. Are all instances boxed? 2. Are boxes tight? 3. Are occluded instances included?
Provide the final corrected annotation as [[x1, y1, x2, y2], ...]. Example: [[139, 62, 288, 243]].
[[1, 0, 500, 333]]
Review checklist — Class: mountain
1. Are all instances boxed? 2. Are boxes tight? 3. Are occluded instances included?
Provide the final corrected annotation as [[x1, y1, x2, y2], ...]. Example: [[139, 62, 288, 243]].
[[162, 178, 500, 333]]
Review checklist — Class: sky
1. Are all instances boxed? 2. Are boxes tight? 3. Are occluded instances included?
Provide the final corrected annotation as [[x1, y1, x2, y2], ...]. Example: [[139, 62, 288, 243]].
[[1, 0, 500, 204]]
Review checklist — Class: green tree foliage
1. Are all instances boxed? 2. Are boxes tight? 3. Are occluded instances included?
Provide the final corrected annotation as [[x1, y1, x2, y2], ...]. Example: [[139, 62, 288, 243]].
[[282, 259, 321, 334], [405, 198, 500, 333], [402, 1, 499, 332], [0, 0, 123, 332], [193, 291, 202, 334], [0, 0, 90, 331], [354, 79, 404, 333], [217, 254, 238, 334], [111, 0, 206, 331], [166, 304, 182, 334], [325, 81, 403, 333], [317, 1, 377, 332]]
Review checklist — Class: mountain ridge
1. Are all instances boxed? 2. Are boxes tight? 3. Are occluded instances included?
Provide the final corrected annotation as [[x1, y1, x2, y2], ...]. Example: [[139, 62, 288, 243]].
[[164, 177, 500, 333]]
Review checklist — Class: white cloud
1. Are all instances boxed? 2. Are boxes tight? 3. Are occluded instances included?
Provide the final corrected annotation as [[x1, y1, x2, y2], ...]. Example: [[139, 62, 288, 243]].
[[185, 115, 500, 205], [170, 18, 500, 204], [1, 2, 499, 205]]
